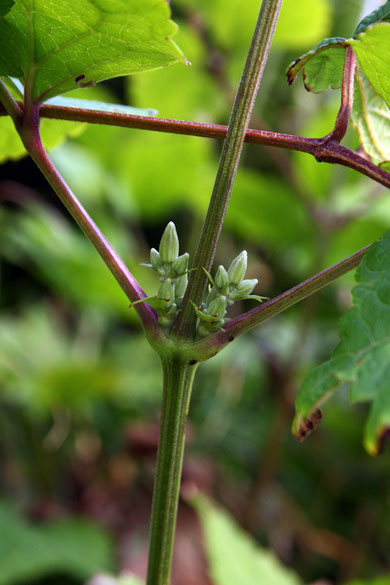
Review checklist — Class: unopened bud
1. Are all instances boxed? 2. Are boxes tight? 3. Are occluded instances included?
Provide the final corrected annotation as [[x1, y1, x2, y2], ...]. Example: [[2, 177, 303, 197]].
[[158, 279, 174, 306], [172, 252, 189, 276], [174, 274, 188, 299], [232, 278, 258, 299], [215, 265, 229, 292], [150, 248, 162, 270], [228, 251, 247, 285], [207, 296, 227, 319], [159, 221, 179, 263]]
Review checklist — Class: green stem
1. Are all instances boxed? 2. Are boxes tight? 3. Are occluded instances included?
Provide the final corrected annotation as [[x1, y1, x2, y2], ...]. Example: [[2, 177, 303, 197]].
[[146, 356, 198, 585], [174, 0, 284, 338]]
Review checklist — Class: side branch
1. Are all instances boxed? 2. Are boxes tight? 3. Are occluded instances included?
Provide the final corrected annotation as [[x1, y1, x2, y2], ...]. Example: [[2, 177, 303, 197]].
[[2, 102, 390, 191], [18, 105, 162, 341], [194, 245, 369, 360]]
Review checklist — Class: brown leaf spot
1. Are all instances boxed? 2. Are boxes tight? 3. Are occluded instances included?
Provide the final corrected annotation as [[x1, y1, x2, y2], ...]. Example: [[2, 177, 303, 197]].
[[296, 408, 322, 442]]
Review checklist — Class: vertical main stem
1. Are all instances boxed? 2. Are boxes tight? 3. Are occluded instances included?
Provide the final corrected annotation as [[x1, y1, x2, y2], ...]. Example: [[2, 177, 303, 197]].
[[174, 0, 284, 338], [146, 357, 198, 585]]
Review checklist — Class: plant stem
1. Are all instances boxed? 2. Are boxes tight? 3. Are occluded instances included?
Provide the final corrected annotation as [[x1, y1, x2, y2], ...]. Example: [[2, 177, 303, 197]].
[[2, 102, 390, 190], [173, 0, 284, 338], [328, 46, 356, 142], [146, 356, 198, 585], [17, 104, 162, 340], [193, 245, 369, 360]]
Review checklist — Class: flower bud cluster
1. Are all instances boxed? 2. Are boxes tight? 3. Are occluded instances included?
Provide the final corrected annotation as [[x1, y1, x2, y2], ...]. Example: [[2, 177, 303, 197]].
[[144, 222, 189, 328], [193, 250, 262, 337]]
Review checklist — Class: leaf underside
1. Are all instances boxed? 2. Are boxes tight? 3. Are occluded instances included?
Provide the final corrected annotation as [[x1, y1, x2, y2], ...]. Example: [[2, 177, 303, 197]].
[[293, 231, 390, 456], [0, 0, 186, 103]]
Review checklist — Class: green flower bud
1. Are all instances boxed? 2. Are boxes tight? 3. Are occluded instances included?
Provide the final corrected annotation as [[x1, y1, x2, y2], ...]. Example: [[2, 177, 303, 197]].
[[207, 296, 227, 319], [172, 252, 189, 276], [206, 286, 218, 306], [215, 265, 229, 293], [150, 248, 162, 270], [228, 251, 247, 285], [174, 274, 188, 300], [230, 278, 258, 300], [158, 279, 174, 306], [159, 221, 179, 263]]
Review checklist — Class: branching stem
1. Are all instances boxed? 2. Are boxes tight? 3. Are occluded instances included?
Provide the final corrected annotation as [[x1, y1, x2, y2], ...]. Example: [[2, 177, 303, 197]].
[[17, 103, 162, 341], [173, 0, 284, 338], [193, 245, 368, 360]]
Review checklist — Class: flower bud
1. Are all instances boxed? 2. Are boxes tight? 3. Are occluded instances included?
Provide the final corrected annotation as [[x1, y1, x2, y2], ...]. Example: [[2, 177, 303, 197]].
[[159, 221, 179, 263], [172, 252, 189, 276], [150, 248, 162, 270], [231, 278, 258, 300], [158, 279, 174, 306], [215, 265, 229, 292], [174, 274, 188, 300], [228, 251, 247, 285], [207, 296, 227, 319]]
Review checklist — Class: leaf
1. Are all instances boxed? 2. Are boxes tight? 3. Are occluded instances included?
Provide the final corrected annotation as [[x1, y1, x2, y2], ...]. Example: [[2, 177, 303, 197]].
[[353, 0, 390, 36], [0, 0, 13, 17], [350, 23, 390, 108], [273, 0, 332, 49], [0, 501, 114, 585], [0, 0, 185, 103], [286, 38, 348, 90], [351, 67, 390, 165], [293, 231, 390, 456], [47, 95, 157, 117], [190, 492, 303, 585]]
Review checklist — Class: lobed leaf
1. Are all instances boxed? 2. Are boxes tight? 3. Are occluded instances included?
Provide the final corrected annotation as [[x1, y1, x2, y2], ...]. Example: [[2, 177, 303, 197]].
[[293, 231, 390, 455], [0, 0, 186, 103]]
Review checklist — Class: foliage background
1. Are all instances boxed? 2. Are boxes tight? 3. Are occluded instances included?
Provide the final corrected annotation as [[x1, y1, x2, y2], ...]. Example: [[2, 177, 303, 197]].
[[0, 0, 389, 584]]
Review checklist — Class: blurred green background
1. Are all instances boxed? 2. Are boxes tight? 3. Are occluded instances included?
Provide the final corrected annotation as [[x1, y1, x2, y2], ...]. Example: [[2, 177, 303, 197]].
[[0, 1, 389, 584]]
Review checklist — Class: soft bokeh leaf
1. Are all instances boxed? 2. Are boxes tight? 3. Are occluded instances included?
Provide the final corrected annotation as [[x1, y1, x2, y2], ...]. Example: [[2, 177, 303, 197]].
[[274, 0, 332, 49], [350, 23, 390, 108], [190, 493, 303, 585], [0, 501, 114, 585], [0, 0, 185, 102], [346, 577, 390, 585], [0, 115, 84, 162], [293, 231, 390, 455], [351, 67, 390, 164]]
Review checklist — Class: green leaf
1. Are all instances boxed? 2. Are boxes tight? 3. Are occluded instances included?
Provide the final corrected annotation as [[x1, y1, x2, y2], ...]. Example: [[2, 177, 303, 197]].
[[190, 493, 303, 585], [273, 0, 332, 49], [0, 0, 13, 17], [287, 37, 348, 90], [293, 231, 390, 456], [350, 23, 390, 108], [0, 501, 114, 584], [354, 0, 390, 36], [47, 95, 157, 117], [0, 0, 186, 103], [351, 67, 390, 164]]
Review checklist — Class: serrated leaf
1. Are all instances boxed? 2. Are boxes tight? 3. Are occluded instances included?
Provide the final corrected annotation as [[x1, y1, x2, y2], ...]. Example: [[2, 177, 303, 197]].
[[190, 493, 303, 585], [354, 0, 390, 36], [0, 0, 185, 103], [351, 67, 390, 164], [0, 0, 13, 17], [293, 231, 390, 456], [287, 38, 348, 90], [350, 23, 390, 108]]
